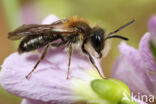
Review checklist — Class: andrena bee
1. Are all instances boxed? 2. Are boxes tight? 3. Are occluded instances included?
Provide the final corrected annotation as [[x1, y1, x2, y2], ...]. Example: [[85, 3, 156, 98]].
[[8, 16, 135, 79]]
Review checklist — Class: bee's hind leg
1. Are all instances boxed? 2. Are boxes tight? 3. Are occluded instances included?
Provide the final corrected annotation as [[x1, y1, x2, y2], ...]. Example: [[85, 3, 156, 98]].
[[25, 40, 67, 79], [25, 44, 50, 79]]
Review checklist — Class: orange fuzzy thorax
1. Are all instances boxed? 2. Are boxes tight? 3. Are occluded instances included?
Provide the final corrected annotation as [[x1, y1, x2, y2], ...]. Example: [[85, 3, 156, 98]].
[[65, 16, 89, 27]]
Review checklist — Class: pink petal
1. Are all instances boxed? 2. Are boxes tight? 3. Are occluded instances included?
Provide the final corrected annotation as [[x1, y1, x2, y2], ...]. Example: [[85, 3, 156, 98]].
[[21, 99, 69, 104], [21, 99, 50, 104], [112, 42, 153, 96], [118, 42, 145, 72], [42, 14, 59, 24], [112, 55, 152, 96], [148, 15, 156, 37], [139, 33, 156, 96], [0, 52, 74, 103], [139, 32, 156, 71]]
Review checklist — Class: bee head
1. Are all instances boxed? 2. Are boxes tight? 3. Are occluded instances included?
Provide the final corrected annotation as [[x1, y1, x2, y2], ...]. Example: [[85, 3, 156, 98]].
[[90, 27, 105, 58], [89, 20, 134, 58]]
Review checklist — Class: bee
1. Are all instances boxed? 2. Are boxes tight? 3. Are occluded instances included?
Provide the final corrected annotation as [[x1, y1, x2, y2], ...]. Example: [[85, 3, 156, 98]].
[[8, 16, 135, 79]]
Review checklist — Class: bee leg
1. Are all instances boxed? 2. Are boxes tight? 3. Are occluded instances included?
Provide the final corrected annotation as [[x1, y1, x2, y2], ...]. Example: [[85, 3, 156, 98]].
[[51, 40, 72, 80], [25, 44, 50, 79], [81, 41, 106, 79], [67, 43, 73, 80]]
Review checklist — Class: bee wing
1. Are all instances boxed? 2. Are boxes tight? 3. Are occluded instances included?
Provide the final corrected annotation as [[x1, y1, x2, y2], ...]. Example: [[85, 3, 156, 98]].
[[8, 24, 44, 40], [8, 19, 77, 40]]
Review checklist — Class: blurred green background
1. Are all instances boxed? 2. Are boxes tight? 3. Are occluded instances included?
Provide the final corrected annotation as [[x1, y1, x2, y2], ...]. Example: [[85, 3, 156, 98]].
[[0, 0, 156, 104]]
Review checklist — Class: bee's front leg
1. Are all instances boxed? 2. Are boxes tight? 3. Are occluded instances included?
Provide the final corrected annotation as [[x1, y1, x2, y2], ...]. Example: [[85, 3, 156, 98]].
[[66, 43, 73, 80], [81, 40, 106, 79]]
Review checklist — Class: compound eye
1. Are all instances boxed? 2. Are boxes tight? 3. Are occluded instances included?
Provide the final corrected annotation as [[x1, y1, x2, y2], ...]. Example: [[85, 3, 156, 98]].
[[90, 28, 105, 57], [95, 35, 102, 46], [91, 34, 104, 53]]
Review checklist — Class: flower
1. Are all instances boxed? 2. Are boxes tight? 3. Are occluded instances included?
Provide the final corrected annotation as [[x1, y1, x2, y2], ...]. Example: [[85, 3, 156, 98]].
[[112, 16, 156, 103], [0, 14, 140, 104], [0, 14, 100, 104]]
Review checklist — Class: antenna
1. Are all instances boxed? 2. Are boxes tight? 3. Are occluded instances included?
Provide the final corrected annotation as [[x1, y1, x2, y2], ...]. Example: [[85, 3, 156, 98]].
[[108, 19, 135, 36], [105, 35, 128, 40], [105, 19, 135, 40]]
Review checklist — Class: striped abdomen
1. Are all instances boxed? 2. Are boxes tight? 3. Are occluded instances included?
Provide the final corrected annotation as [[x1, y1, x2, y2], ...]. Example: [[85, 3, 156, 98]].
[[18, 34, 59, 53]]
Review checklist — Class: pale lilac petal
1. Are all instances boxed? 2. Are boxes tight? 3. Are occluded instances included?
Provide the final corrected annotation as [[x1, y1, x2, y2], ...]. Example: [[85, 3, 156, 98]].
[[21, 99, 69, 104], [42, 14, 59, 24], [148, 15, 156, 37], [21, 99, 85, 104], [139, 33, 156, 96], [118, 42, 145, 72], [148, 15, 156, 48], [112, 42, 153, 96], [139, 32, 156, 71], [112, 56, 152, 96], [21, 99, 50, 104], [0, 49, 91, 103]]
